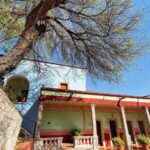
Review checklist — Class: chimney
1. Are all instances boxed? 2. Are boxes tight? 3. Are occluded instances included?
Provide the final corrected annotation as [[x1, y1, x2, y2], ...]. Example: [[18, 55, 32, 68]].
[[60, 83, 68, 90]]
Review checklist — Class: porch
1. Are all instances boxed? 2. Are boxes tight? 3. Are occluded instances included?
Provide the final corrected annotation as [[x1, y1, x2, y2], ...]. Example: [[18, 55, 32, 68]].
[[36, 102, 149, 150], [36, 88, 150, 150]]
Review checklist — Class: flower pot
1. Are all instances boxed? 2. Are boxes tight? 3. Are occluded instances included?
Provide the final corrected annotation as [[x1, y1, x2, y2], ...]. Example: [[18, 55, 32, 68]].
[[114, 146, 124, 150], [141, 144, 150, 150]]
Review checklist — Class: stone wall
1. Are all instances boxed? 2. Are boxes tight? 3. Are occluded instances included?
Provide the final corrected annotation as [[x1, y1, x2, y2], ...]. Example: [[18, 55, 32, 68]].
[[0, 88, 22, 150]]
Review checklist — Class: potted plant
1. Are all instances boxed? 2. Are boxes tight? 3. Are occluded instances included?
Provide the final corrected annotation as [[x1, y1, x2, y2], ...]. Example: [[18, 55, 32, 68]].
[[71, 128, 81, 147], [112, 137, 125, 150], [137, 134, 150, 150], [71, 128, 81, 136]]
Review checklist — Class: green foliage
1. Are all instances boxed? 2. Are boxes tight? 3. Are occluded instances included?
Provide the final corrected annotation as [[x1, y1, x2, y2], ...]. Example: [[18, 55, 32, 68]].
[[137, 135, 150, 145], [0, 1, 25, 38], [112, 137, 125, 146], [70, 128, 81, 136]]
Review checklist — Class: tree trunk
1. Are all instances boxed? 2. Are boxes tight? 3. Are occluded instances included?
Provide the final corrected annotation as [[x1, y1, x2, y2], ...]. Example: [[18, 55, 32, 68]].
[[0, 0, 65, 148], [0, 0, 65, 77], [0, 28, 38, 76]]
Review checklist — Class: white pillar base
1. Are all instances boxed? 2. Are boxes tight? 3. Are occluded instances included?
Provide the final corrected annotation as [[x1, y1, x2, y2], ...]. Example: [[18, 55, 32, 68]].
[[92, 135, 98, 150]]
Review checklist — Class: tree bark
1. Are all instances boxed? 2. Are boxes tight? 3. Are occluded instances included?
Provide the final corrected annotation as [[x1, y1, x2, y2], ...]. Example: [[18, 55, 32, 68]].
[[0, 0, 65, 77], [0, 1, 65, 148], [0, 28, 38, 76]]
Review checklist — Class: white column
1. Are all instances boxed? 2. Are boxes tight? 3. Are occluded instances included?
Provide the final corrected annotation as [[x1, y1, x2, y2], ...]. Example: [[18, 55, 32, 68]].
[[120, 106, 131, 150], [145, 107, 150, 126], [91, 104, 98, 150], [36, 103, 43, 138]]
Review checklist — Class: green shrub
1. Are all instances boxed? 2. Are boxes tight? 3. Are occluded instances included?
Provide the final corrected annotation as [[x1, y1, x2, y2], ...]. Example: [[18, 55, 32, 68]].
[[112, 137, 125, 146], [71, 128, 81, 136], [137, 134, 150, 145]]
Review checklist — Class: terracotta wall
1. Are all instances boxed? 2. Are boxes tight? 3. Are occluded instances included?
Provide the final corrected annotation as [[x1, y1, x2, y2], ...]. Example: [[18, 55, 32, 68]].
[[16, 140, 33, 150]]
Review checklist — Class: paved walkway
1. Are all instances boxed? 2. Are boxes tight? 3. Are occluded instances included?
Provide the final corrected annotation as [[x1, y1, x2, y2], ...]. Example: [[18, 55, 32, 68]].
[[62, 143, 107, 150]]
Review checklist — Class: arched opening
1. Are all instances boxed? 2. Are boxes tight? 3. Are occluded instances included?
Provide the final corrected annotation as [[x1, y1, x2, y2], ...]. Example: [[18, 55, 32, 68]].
[[4, 75, 29, 103]]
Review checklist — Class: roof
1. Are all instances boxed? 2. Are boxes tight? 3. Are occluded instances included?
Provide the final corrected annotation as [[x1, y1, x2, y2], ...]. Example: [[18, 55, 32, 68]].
[[41, 87, 150, 100]]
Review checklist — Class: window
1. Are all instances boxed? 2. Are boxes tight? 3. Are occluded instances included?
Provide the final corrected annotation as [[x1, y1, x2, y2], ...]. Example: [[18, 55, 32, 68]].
[[96, 121, 102, 145], [109, 120, 117, 138], [138, 121, 145, 135], [60, 83, 68, 90], [5, 76, 29, 103]]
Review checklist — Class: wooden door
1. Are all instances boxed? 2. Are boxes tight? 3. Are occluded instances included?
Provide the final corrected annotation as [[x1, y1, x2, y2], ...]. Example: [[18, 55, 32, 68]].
[[96, 121, 102, 145], [127, 121, 135, 143], [109, 120, 117, 138]]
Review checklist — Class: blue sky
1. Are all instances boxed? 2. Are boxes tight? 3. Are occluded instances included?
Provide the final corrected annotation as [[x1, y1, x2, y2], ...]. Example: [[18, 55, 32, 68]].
[[87, 0, 150, 96]]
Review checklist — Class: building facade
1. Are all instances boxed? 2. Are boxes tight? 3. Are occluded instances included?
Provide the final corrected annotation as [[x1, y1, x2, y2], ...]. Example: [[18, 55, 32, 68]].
[[38, 85, 150, 149], [3, 60, 150, 149]]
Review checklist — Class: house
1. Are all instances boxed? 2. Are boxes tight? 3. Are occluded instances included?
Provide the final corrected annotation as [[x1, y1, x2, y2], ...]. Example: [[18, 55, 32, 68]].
[[3, 60, 150, 149], [38, 85, 150, 149], [3, 59, 86, 136]]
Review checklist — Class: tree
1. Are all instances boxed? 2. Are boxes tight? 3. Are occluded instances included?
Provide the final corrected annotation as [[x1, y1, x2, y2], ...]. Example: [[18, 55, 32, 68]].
[[0, 0, 139, 81], [0, 1, 139, 149]]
